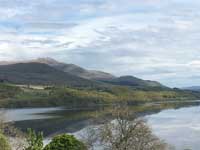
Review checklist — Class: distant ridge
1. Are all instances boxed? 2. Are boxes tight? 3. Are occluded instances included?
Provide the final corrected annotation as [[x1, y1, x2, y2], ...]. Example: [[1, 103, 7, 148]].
[[182, 86, 200, 92]]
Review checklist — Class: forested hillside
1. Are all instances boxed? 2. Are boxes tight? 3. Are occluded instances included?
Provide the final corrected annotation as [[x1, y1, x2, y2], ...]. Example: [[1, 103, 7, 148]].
[[0, 83, 199, 108]]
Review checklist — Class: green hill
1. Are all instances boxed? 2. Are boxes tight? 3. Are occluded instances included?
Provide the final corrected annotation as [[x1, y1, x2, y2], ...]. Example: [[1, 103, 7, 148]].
[[99, 76, 168, 90], [0, 58, 166, 90], [0, 63, 99, 87], [0, 58, 116, 80], [33, 58, 116, 80], [0, 59, 199, 109]]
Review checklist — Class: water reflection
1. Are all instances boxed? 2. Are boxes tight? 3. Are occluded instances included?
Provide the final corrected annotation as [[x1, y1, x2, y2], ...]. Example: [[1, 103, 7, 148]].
[[13, 107, 109, 136], [0, 107, 63, 122], [147, 106, 200, 150], [1, 101, 200, 149]]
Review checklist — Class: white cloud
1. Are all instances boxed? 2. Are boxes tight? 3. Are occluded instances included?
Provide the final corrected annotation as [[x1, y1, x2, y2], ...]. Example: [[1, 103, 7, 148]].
[[1, 0, 200, 87]]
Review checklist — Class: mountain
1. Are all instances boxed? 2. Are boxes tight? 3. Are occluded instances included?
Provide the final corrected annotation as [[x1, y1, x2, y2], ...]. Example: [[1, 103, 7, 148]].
[[0, 58, 116, 80], [0, 62, 98, 87], [182, 86, 200, 92], [35, 58, 116, 80], [0, 58, 166, 89], [100, 75, 167, 90]]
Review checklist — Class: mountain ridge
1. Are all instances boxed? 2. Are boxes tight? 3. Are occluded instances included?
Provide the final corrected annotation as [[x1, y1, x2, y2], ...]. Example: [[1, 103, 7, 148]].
[[182, 86, 200, 91], [0, 58, 116, 80], [0, 62, 99, 87], [99, 75, 167, 90], [0, 58, 166, 89]]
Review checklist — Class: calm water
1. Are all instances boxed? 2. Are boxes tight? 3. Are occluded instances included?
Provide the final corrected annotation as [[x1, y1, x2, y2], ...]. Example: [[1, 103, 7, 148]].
[[146, 106, 200, 150], [0, 107, 63, 122], [1, 103, 200, 150]]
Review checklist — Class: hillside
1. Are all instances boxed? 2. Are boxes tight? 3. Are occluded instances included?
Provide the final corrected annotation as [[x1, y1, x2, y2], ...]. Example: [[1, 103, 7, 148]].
[[34, 58, 116, 80], [0, 58, 167, 90], [100, 75, 167, 90], [0, 83, 199, 108], [0, 58, 116, 80], [32, 58, 167, 90], [182, 86, 200, 92], [0, 61, 199, 108], [0, 63, 98, 87]]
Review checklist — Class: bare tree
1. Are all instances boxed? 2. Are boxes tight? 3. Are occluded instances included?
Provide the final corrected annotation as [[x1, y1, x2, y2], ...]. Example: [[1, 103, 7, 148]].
[[81, 126, 99, 150], [83, 107, 167, 150]]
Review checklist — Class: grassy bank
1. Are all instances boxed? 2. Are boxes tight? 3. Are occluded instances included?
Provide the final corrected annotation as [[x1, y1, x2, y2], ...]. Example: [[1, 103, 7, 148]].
[[0, 83, 200, 108]]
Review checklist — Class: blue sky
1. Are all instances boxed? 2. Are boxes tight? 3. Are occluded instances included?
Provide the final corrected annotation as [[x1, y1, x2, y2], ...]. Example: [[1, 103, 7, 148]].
[[1, 0, 200, 87]]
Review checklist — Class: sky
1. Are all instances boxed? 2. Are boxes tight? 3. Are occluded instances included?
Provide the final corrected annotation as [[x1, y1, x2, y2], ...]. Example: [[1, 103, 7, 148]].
[[1, 0, 200, 87]]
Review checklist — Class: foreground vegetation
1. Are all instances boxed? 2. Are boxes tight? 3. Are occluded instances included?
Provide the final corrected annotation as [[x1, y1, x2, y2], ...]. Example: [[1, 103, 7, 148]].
[[0, 133, 11, 150], [0, 83, 199, 108]]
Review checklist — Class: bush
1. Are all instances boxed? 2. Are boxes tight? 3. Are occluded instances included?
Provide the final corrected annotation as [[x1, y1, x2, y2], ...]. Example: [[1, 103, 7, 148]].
[[24, 128, 43, 150], [44, 134, 87, 150], [0, 133, 11, 150]]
